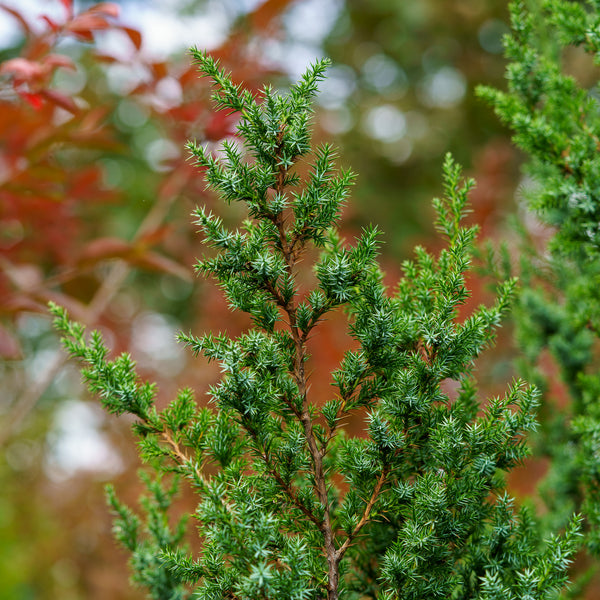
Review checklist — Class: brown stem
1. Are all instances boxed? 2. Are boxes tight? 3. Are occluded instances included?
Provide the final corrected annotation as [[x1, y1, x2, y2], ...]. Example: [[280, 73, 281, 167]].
[[337, 466, 389, 559], [270, 467, 323, 529], [253, 436, 323, 530], [161, 428, 210, 493], [269, 145, 341, 599], [161, 429, 194, 466]]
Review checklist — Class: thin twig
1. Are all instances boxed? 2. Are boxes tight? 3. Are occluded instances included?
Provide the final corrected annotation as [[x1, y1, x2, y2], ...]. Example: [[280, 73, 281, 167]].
[[161, 429, 209, 491], [1, 168, 190, 446], [337, 466, 389, 559], [0, 352, 66, 447]]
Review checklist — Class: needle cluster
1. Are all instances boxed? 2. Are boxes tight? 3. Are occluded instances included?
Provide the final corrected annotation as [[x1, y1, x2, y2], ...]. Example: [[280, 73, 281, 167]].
[[51, 48, 582, 599]]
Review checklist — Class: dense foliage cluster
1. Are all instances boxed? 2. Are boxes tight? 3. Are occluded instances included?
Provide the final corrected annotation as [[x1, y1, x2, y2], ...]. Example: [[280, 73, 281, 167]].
[[52, 44, 584, 599], [480, 0, 600, 566]]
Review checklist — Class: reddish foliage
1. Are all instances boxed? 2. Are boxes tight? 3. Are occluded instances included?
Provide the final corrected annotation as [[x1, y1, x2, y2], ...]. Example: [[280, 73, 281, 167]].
[[0, 0, 285, 340], [0, 1, 291, 598]]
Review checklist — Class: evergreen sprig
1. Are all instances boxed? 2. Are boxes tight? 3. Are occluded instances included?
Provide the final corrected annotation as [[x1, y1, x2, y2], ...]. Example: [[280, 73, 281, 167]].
[[51, 49, 582, 599], [479, 0, 600, 570], [478, 0, 600, 256]]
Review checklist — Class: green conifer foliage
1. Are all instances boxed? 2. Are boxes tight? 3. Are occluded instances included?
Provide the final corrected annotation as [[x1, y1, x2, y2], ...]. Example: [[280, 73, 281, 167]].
[[51, 51, 582, 599], [479, 0, 600, 561]]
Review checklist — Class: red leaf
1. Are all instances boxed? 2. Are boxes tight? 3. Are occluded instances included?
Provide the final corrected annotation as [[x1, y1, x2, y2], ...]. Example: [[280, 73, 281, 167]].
[[178, 66, 198, 87], [157, 169, 191, 201], [93, 54, 119, 63], [40, 15, 59, 32], [129, 82, 151, 95], [65, 14, 112, 38], [79, 237, 132, 264], [44, 53, 76, 71], [19, 91, 44, 110], [69, 167, 104, 197], [67, 29, 94, 42], [0, 293, 46, 315], [26, 37, 53, 62], [86, 2, 120, 18], [121, 26, 142, 50], [39, 89, 78, 113], [59, 0, 73, 18], [0, 58, 44, 82], [138, 225, 173, 246], [249, 0, 295, 32], [78, 106, 111, 132], [151, 61, 168, 80], [205, 110, 237, 141]]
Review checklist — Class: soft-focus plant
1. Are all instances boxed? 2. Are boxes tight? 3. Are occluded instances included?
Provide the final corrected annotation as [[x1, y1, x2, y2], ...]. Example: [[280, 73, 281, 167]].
[[479, 0, 600, 591], [0, 0, 295, 439]]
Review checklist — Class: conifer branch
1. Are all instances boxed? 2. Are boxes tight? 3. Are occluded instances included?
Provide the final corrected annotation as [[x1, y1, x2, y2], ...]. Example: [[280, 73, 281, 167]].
[[51, 44, 586, 600], [160, 429, 206, 484], [338, 465, 389, 559]]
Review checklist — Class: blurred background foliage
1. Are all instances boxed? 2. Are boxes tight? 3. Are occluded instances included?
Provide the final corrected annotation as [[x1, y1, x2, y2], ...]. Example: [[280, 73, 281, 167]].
[[322, 0, 520, 255], [0, 0, 528, 598]]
